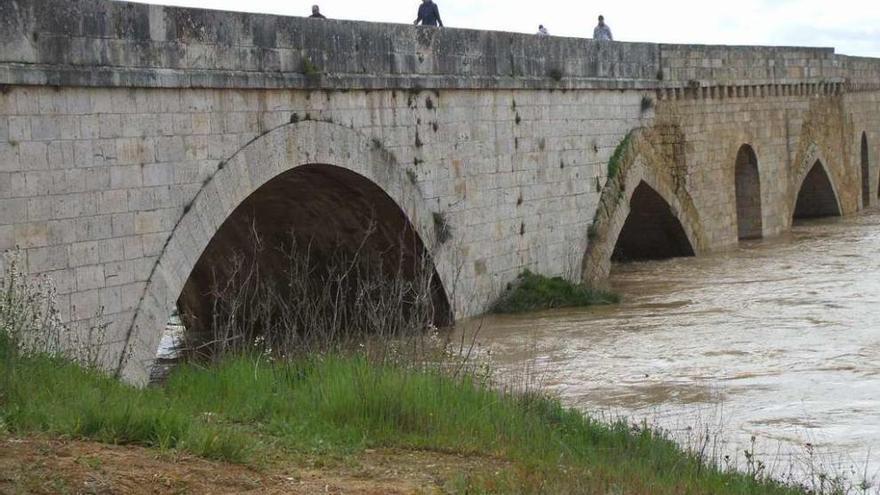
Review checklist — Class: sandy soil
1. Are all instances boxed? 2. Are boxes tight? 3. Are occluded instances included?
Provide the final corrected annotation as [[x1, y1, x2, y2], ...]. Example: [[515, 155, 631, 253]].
[[0, 436, 509, 494]]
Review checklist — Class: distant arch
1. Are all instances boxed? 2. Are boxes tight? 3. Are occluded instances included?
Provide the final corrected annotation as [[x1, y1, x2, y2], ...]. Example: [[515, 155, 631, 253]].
[[862, 132, 870, 207], [611, 181, 695, 261], [734, 145, 763, 240], [793, 160, 842, 220], [119, 121, 451, 385], [581, 132, 704, 284]]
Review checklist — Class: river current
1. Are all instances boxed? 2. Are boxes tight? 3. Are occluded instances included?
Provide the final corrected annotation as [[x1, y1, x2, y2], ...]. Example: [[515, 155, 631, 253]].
[[459, 210, 880, 481]]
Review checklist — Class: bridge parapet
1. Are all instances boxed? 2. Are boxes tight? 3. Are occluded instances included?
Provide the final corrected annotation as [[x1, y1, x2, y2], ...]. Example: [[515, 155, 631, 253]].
[[1, 0, 879, 92]]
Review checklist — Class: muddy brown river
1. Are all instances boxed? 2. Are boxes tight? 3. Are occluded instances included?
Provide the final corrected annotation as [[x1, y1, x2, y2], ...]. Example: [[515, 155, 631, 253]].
[[459, 210, 880, 481]]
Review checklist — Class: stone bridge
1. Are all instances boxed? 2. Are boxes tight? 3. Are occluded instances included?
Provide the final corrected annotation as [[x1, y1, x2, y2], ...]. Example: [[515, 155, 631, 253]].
[[1, 0, 879, 384]]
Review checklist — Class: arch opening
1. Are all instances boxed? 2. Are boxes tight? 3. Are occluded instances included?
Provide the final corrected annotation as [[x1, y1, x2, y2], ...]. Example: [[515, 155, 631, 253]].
[[611, 181, 696, 262], [174, 164, 451, 363], [862, 132, 870, 207], [734, 145, 763, 240], [793, 160, 841, 220]]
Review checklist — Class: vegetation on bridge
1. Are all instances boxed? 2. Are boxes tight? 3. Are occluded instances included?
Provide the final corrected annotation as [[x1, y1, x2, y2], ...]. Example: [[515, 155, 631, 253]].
[[607, 130, 634, 181], [491, 270, 619, 314]]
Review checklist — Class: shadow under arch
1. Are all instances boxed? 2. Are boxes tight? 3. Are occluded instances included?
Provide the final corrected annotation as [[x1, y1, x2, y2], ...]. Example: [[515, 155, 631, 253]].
[[734, 144, 763, 240], [119, 121, 451, 385], [582, 129, 703, 284], [792, 159, 842, 220], [611, 181, 696, 262], [177, 163, 452, 358]]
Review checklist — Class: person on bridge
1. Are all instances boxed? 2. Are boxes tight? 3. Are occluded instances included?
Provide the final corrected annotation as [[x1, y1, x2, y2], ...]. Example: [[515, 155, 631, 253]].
[[537, 25, 549, 36], [414, 0, 443, 27], [309, 5, 326, 19], [593, 15, 613, 41]]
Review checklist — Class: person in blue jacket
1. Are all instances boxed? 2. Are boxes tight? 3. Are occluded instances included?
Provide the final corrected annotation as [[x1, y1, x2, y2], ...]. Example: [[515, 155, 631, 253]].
[[414, 0, 443, 27], [593, 15, 613, 41]]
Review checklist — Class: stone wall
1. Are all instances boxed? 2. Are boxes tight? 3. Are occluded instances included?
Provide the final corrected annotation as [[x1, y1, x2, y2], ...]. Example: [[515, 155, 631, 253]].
[[0, 83, 646, 383], [651, 88, 854, 249], [1, 0, 880, 383], [3, 0, 880, 92], [659, 45, 880, 87]]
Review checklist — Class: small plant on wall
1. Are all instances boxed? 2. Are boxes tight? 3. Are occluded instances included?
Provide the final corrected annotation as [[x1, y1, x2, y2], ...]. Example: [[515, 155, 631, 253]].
[[301, 56, 322, 79], [607, 131, 633, 180], [433, 212, 452, 245], [640, 95, 654, 114]]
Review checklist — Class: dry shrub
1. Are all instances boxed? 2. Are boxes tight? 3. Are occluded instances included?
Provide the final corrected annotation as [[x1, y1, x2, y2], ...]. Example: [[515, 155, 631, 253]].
[[178, 223, 455, 368], [0, 250, 113, 370]]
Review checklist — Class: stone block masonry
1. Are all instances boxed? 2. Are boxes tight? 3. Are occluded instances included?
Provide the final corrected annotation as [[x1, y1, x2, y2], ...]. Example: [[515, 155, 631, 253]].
[[0, 0, 878, 384]]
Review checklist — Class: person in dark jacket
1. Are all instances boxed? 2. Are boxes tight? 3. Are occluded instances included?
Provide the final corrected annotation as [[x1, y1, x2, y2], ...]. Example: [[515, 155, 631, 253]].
[[309, 5, 326, 19], [414, 0, 443, 27]]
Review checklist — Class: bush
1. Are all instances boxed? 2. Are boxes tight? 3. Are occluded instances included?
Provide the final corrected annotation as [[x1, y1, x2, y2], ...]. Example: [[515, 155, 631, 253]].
[[490, 270, 619, 314]]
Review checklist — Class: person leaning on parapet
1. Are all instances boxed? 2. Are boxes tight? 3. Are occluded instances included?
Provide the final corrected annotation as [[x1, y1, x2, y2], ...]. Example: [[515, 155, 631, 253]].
[[414, 0, 443, 27], [309, 5, 326, 18], [593, 15, 613, 41], [537, 24, 549, 36]]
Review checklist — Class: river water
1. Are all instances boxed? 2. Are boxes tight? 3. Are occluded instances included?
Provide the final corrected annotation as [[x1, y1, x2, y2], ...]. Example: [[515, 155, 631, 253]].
[[459, 211, 880, 482]]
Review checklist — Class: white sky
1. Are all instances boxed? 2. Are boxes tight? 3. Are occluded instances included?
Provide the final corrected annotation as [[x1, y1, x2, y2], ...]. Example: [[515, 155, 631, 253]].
[[129, 0, 880, 57]]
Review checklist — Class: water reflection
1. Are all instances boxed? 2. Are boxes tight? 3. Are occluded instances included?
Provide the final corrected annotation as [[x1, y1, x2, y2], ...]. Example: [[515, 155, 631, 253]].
[[458, 211, 880, 479]]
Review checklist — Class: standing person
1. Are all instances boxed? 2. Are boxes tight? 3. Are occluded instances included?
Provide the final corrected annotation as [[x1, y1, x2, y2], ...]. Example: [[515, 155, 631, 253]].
[[537, 25, 549, 36], [309, 5, 326, 19], [414, 0, 443, 27], [593, 15, 613, 40]]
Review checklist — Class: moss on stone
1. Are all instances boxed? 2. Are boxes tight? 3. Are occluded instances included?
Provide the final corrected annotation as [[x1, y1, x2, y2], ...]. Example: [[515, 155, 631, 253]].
[[607, 131, 633, 180]]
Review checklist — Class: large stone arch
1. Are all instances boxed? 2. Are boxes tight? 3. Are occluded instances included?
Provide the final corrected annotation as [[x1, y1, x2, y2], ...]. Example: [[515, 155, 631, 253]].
[[582, 130, 704, 284], [791, 153, 842, 220], [118, 121, 449, 385], [734, 144, 764, 240], [611, 180, 697, 261]]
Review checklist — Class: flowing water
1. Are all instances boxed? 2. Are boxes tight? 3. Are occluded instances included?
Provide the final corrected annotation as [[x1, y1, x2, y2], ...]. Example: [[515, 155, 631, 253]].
[[458, 210, 880, 481]]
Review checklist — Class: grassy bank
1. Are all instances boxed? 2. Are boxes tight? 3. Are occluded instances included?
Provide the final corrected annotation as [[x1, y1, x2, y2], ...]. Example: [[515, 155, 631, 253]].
[[0, 332, 808, 495], [491, 270, 619, 314]]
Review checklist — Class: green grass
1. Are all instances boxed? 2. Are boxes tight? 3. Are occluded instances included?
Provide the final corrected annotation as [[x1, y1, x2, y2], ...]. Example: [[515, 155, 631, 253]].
[[490, 270, 620, 314], [0, 330, 810, 494], [0, 332, 254, 463]]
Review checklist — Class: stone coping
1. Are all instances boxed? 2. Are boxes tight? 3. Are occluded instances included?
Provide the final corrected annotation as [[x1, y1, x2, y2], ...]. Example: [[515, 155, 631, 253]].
[[0, 0, 878, 91]]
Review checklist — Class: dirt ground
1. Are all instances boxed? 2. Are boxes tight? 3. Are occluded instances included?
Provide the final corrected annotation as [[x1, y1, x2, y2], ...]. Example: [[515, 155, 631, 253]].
[[0, 436, 510, 494]]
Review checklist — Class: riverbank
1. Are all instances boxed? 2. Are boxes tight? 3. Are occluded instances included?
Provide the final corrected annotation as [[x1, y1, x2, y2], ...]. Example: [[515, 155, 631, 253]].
[[0, 435, 512, 494], [0, 332, 810, 495], [466, 213, 880, 493]]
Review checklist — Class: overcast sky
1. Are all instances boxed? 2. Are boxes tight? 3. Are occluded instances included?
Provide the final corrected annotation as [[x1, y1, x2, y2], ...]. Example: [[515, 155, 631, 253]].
[[130, 0, 880, 57]]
